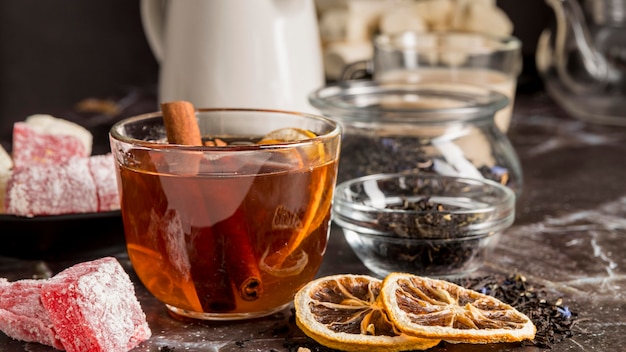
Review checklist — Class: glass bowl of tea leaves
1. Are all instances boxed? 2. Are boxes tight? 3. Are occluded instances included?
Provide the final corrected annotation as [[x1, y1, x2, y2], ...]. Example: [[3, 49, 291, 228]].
[[333, 173, 515, 278]]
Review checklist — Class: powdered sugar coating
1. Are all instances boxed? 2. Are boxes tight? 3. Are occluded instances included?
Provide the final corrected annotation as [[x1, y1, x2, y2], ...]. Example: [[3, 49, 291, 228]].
[[0, 278, 64, 349], [40, 257, 151, 352], [24, 114, 92, 155], [0, 144, 12, 213], [89, 153, 121, 211], [12, 121, 89, 168], [5, 116, 123, 216], [5, 157, 98, 216]]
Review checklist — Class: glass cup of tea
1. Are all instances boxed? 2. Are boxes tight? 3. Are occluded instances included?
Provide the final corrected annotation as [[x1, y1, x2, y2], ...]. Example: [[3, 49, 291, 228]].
[[342, 31, 522, 132], [109, 108, 341, 320]]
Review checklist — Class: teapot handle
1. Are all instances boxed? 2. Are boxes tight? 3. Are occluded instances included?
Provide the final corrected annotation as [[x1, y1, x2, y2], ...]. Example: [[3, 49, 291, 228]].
[[546, 0, 608, 93], [140, 0, 166, 62]]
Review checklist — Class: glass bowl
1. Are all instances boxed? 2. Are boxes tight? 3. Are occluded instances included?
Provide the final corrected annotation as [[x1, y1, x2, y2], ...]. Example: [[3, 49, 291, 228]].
[[333, 173, 515, 278]]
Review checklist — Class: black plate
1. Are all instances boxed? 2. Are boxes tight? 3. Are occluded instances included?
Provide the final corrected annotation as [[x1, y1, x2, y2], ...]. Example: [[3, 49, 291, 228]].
[[0, 211, 126, 261]]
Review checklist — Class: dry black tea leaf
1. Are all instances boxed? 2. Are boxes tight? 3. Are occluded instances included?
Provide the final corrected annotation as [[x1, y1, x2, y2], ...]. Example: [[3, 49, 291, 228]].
[[338, 134, 511, 186], [365, 196, 488, 275], [454, 274, 578, 349]]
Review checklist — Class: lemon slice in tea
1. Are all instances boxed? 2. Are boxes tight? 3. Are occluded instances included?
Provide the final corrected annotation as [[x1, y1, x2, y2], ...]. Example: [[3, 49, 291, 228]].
[[259, 127, 317, 144], [294, 274, 441, 351], [379, 272, 536, 344], [259, 247, 308, 278], [258, 127, 331, 276]]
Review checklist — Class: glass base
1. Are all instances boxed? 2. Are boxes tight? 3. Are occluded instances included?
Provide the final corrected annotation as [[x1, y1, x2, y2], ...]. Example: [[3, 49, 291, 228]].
[[166, 302, 291, 321]]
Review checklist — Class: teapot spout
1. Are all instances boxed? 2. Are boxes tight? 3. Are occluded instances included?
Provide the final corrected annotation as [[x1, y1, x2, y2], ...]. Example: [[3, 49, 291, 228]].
[[544, 0, 610, 92]]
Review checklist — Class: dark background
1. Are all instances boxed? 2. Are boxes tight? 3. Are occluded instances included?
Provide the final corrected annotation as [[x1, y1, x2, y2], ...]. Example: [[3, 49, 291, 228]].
[[0, 0, 552, 143], [0, 0, 159, 143]]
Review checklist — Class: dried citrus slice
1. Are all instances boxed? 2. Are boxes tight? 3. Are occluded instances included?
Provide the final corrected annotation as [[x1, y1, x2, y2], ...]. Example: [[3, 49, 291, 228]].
[[294, 274, 441, 351], [259, 127, 331, 276], [259, 127, 317, 144], [259, 247, 308, 278], [380, 273, 536, 344]]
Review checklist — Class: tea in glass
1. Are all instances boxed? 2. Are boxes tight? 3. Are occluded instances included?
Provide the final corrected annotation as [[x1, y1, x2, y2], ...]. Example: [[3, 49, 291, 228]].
[[109, 109, 341, 320]]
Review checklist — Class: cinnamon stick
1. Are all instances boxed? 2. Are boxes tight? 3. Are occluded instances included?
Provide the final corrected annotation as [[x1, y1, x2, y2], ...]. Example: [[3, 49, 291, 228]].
[[189, 225, 236, 312], [160, 101, 263, 311], [161, 101, 202, 145], [218, 203, 263, 301]]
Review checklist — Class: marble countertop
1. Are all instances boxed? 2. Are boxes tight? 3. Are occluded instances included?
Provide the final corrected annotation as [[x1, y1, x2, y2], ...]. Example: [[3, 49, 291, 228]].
[[1, 91, 624, 351]]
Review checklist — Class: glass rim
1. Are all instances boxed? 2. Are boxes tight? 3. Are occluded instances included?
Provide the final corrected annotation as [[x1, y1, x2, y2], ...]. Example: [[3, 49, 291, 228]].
[[340, 227, 497, 242], [333, 173, 516, 216], [309, 81, 509, 123], [109, 107, 342, 151], [332, 173, 516, 237], [373, 30, 522, 54]]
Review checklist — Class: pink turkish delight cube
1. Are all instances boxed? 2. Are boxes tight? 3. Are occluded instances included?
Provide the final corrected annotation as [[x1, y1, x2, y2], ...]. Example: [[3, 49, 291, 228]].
[[40, 257, 151, 352], [0, 278, 64, 350], [12, 121, 89, 168], [5, 157, 98, 216], [89, 153, 120, 211]]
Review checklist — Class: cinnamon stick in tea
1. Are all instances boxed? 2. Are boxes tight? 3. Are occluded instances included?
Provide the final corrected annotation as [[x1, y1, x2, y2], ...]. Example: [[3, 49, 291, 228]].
[[160, 101, 263, 311], [217, 204, 264, 301], [162, 101, 202, 145], [161, 101, 233, 311], [188, 225, 235, 312]]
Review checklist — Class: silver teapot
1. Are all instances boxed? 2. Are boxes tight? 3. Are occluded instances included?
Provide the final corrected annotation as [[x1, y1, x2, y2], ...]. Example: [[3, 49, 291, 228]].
[[537, 0, 626, 124]]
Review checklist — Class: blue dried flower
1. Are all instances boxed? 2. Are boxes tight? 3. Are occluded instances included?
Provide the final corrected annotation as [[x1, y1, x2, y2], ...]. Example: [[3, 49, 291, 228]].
[[557, 306, 572, 319]]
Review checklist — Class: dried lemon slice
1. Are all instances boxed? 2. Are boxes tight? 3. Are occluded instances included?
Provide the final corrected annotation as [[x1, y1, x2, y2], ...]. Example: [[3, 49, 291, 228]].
[[259, 127, 330, 276], [259, 127, 317, 144], [380, 273, 536, 344], [294, 274, 441, 351]]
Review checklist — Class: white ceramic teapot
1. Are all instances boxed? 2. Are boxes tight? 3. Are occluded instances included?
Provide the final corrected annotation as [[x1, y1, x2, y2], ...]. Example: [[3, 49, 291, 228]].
[[140, 0, 324, 113]]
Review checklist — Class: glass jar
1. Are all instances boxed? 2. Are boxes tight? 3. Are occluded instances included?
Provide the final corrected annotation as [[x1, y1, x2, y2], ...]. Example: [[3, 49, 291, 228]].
[[309, 81, 523, 195]]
